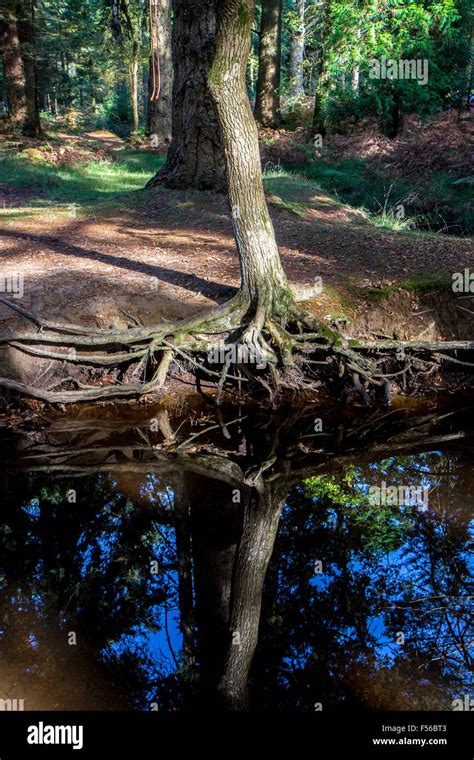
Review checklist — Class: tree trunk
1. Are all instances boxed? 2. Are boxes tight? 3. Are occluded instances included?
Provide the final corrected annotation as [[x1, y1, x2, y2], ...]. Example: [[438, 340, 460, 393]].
[[0, 3, 26, 126], [16, 0, 41, 137], [312, 1, 331, 137], [351, 65, 359, 93], [146, 0, 226, 191], [147, 0, 173, 147], [254, 0, 282, 127], [130, 46, 139, 133], [208, 0, 293, 316], [465, 25, 474, 110], [288, 0, 305, 99]]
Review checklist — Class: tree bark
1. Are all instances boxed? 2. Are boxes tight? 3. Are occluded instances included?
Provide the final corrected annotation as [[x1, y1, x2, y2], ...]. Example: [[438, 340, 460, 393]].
[[208, 0, 293, 316], [147, 0, 173, 147], [254, 0, 282, 127], [16, 0, 41, 137], [130, 48, 139, 133], [0, 2, 26, 126], [288, 0, 305, 99], [147, 0, 226, 191], [312, 0, 331, 137]]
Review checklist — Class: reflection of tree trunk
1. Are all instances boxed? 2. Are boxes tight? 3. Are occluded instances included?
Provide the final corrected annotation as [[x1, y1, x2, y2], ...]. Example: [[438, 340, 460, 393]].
[[189, 474, 244, 704], [0, 9, 27, 126], [173, 474, 195, 665], [217, 482, 287, 710]]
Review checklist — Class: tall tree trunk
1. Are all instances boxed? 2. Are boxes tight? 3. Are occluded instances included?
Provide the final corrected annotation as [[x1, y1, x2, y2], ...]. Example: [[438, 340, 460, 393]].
[[465, 25, 474, 110], [312, 0, 331, 137], [208, 0, 293, 316], [146, 0, 226, 191], [288, 0, 305, 98], [0, 3, 26, 126], [147, 0, 173, 147], [16, 0, 41, 137], [130, 45, 139, 133], [351, 27, 361, 94], [254, 0, 282, 127], [351, 66, 359, 93]]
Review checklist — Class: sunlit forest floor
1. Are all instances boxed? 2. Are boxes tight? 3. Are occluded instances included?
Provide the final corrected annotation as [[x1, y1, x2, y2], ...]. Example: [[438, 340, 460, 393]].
[[0, 122, 473, 345]]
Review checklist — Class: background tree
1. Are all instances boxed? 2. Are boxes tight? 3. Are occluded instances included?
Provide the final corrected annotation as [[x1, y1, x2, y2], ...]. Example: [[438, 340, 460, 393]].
[[0, 0, 26, 126], [146, 0, 226, 191], [15, 0, 41, 135], [254, 0, 283, 127], [147, 0, 172, 145], [287, 0, 305, 98], [106, 0, 145, 133]]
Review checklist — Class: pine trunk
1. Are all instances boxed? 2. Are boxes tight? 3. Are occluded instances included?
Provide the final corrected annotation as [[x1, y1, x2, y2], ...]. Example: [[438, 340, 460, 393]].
[[254, 0, 282, 127], [130, 49, 139, 133], [312, 1, 331, 136], [147, 0, 225, 191], [288, 0, 305, 99], [0, 5, 26, 126], [147, 0, 173, 147], [16, 0, 41, 137]]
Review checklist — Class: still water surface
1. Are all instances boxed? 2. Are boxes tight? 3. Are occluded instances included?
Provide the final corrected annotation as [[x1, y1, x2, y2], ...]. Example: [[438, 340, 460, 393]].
[[0, 398, 472, 711]]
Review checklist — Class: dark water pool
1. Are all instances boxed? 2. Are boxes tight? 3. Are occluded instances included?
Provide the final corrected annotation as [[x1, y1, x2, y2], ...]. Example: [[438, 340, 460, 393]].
[[0, 398, 472, 711]]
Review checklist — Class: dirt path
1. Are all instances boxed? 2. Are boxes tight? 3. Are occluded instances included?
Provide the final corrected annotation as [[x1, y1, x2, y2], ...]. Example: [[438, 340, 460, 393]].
[[0, 131, 472, 340]]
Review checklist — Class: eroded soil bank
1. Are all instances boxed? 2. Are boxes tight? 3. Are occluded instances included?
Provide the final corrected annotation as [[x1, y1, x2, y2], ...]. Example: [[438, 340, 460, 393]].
[[0, 130, 472, 408]]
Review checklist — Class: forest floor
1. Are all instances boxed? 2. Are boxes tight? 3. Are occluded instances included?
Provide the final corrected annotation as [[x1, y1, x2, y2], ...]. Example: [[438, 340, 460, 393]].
[[0, 124, 473, 390]]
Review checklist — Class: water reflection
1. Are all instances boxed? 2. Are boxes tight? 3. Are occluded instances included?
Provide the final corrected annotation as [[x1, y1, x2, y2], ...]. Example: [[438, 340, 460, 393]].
[[0, 400, 472, 711]]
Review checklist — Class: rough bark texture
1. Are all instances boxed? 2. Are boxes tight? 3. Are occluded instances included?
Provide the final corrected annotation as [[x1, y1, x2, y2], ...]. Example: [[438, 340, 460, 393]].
[[208, 0, 293, 316], [147, 0, 173, 146], [0, 2, 26, 126], [147, 0, 226, 191], [288, 0, 305, 98], [254, 0, 282, 127], [16, 0, 41, 137]]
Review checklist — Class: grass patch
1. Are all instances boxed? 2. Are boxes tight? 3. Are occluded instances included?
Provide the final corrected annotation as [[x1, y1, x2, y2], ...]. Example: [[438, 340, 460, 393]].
[[295, 158, 472, 237], [0, 145, 164, 212], [359, 272, 453, 303]]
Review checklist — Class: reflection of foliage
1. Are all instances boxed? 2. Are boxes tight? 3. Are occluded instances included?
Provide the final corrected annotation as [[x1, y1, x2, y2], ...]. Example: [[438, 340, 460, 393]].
[[253, 452, 473, 710], [0, 471, 187, 709]]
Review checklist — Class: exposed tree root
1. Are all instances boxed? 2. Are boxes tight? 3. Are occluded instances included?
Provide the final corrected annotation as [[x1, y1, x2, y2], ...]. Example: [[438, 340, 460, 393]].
[[0, 293, 472, 406]]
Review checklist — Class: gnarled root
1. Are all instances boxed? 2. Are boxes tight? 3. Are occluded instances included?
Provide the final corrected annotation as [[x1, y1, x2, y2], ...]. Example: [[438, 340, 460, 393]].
[[0, 294, 472, 405]]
